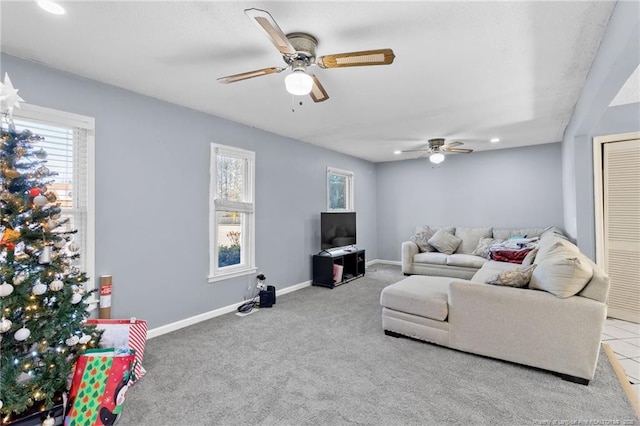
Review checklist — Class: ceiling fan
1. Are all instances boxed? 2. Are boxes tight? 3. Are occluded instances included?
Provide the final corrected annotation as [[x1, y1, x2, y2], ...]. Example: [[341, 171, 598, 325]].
[[397, 138, 473, 164], [217, 8, 396, 102]]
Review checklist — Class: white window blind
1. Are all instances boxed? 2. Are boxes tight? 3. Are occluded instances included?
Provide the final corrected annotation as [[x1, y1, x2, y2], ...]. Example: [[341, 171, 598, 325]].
[[13, 104, 95, 291]]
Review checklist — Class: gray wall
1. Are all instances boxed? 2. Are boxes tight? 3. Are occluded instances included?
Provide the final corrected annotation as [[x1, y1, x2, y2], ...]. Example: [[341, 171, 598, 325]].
[[375, 143, 564, 261], [573, 102, 640, 260], [561, 0, 640, 259], [0, 54, 378, 329]]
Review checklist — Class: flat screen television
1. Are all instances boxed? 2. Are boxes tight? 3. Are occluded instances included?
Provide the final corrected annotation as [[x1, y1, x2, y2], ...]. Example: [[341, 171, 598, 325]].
[[321, 212, 356, 250]]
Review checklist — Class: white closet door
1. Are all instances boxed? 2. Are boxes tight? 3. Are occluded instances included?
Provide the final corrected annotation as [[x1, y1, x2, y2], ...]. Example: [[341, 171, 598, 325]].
[[604, 138, 640, 323]]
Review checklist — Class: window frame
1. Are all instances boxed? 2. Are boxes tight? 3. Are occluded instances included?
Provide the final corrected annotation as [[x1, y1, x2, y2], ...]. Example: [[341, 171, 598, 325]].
[[326, 167, 354, 212], [209, 143, 256, 282], [12, 103, 96, 298]]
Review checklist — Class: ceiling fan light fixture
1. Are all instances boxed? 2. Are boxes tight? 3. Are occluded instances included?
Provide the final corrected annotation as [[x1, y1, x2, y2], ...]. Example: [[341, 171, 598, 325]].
[[285, 69, 313, 96], [429, 152, 445, 164], [37, 0, 65, 15]]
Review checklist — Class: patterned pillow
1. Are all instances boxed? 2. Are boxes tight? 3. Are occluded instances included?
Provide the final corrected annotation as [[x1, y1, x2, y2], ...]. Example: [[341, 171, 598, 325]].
[[428, 229, 462, 255], [472, 238, 503, 258], [487, 265, 537, 288], [410, 227, 436, 252]]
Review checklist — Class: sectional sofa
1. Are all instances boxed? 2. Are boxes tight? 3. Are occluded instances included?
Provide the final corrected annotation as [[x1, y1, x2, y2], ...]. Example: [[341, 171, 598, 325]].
[[383, 229, 610, 384], [401, 226, 561, 278]]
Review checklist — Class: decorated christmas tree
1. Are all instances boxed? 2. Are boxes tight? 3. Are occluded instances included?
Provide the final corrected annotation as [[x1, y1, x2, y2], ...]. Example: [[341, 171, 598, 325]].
[[0, 74, 102, 423]]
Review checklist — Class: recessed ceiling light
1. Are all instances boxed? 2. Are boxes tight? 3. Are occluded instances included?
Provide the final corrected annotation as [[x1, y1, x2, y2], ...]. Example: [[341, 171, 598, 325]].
[[37, 0, 65, 15], [393, 150, 402, 155], [490, 138, 500, 143]]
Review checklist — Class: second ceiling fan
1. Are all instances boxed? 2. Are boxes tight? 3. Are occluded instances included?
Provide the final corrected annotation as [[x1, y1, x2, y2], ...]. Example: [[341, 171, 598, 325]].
[[218, 8, 396, 102]]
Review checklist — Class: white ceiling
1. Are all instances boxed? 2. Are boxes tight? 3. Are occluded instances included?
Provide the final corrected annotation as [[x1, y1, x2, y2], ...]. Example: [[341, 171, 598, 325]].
[[0, 1, 618, 162]]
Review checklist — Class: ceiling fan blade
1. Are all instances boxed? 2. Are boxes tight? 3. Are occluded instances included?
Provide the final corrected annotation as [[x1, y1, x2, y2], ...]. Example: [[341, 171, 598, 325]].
[[442, 147, 473, 154], [309, 75, 329, 103], [245, 8, 296, 56], [217, 67, 282, 84], [443, 141, 463, 148], [317, 48, 395, 69]]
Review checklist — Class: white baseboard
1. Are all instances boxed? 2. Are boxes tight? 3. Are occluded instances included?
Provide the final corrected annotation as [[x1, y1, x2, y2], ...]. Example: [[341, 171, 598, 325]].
[[148, 263, 400, 340], [367, 259, 401, 266], [147, 280, 312, 340]]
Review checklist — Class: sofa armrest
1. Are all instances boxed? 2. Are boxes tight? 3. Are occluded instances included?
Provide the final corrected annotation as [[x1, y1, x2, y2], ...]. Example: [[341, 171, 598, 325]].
[[448, 280, 606, 380], [401, 241, 419, 274]]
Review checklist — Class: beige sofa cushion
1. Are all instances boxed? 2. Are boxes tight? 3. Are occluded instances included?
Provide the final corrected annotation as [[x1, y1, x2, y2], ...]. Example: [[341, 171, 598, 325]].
[[471, 261, 521, 283], [529, 254, 594, 298], [380, 275, 451, 321], [578, 258, 610, 303], [493, 228, 548, 240], [535, 237, 579, 265], [521, 247, 538, 267], [454, 226, 493, 254], [413, 252, 448, 265], [446, 254, 488, 269], [428, 229, 462, 255]]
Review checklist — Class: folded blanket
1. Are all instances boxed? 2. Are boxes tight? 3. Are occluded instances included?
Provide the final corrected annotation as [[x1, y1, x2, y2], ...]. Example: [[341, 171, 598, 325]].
[[489, 237, 538, 264]]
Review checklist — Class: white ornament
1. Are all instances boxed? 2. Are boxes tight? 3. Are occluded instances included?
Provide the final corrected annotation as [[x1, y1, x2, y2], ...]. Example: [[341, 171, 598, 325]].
[[42, 415, 55, 426], [49, 279, 64, 291], [71, 293, 82, 304], [32, 283, 47, 296], [68, 243, 80, 253], [0, 317, 12, 333], [65, 335, 79, 346], [78, 334, 91, 344], [14, 327, 30, 341], [38, 246, 52, 264], [0, 399, 2, 410], [13, 271, 27, 285], [54, 239, 67, 249], [0, 73, 24, 121], [33, 194, 48, 206], [0, 283, 14, 297]]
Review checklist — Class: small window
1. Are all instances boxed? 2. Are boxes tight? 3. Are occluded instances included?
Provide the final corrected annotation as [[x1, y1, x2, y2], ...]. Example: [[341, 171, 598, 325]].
[[209, 144, 256, 282], [327, 167, 354, 211]]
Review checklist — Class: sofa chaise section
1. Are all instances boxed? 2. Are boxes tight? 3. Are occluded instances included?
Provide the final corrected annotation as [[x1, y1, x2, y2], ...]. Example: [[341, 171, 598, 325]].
[[384, 234, 610, 384]]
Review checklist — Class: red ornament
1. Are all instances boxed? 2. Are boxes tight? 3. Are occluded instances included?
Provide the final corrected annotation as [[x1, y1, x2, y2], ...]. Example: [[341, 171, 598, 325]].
[[29, 188, 41, 197]]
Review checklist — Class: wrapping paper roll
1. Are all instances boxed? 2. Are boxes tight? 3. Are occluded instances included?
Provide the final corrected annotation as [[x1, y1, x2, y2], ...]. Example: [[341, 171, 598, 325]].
[[99, 275, 112, 319]]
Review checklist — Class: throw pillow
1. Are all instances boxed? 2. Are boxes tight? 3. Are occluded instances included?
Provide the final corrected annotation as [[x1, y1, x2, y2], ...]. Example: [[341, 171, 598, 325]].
[[534, 239, 579, 265], [521, 247, 538, 267], [472, 238, 503, 259], [454, 226, 493, 254], [410, 228, 436, 253], [428, 229, 462, 255], [529, 255, 594, 298], [487, 264, 537, 288]]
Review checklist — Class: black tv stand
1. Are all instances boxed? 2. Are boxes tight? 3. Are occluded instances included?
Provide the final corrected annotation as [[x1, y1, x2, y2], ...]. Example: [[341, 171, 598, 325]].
[[312, 249, 365, 288]]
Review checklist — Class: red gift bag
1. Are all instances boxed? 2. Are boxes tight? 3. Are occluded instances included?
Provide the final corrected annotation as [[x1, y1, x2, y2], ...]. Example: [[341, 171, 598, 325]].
[[65, 348, 135, 426], [87, 318, 148, 384]]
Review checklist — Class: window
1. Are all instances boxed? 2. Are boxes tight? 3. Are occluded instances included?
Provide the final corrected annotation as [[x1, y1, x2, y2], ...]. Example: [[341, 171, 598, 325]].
[[13, 104, 95, 293], [327, 167, 354, 211], [209, 143, 256, 282]]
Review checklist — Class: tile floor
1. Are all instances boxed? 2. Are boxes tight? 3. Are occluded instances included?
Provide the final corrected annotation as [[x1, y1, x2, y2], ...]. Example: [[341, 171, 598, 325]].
[[602, 318, 640, 399]]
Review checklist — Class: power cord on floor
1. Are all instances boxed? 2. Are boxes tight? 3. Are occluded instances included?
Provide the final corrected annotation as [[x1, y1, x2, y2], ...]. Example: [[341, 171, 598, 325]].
[[237, 297, 258, 313]]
